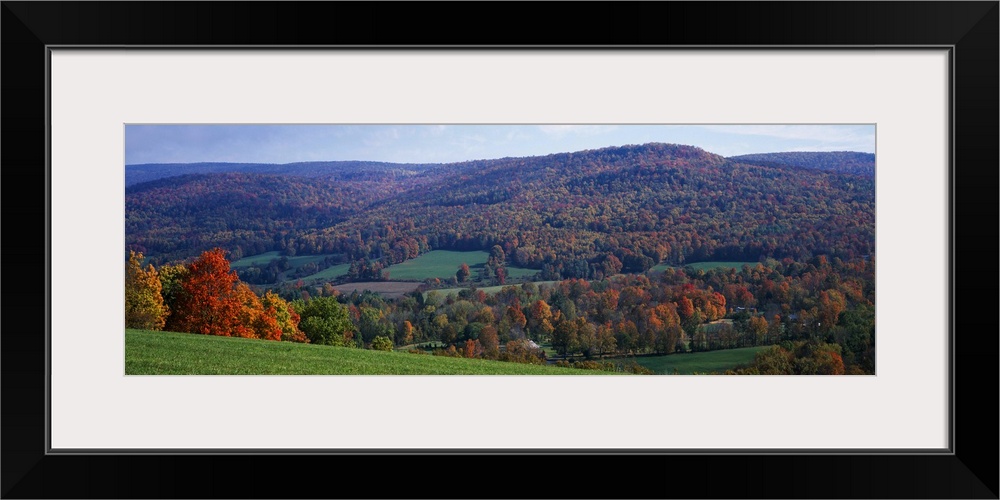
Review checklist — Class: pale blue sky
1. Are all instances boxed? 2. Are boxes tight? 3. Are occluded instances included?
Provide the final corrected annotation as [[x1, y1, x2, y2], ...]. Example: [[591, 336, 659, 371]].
[[125, 124, 875, 165]]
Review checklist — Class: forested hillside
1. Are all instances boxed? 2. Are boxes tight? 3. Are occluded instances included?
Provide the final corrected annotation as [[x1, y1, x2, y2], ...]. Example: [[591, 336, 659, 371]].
[[126, 172, 411, 262], [127, 143, 875, 276]]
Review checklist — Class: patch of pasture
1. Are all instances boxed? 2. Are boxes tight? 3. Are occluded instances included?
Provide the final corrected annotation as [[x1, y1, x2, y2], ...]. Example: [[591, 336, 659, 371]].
[[231, 251, 339, 270], [332, 281, 421, 299], [230, 251, 282, 267], [298, 263, 351, 281], [385, 250, 537, 281]]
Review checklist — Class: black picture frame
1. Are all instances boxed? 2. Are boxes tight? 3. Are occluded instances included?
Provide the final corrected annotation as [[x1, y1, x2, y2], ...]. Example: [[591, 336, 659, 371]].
[[3, 2, 996, 498]]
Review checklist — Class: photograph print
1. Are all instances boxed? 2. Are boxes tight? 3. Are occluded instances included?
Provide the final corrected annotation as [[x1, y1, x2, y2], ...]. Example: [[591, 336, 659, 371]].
[[124, 124, 875, 376]]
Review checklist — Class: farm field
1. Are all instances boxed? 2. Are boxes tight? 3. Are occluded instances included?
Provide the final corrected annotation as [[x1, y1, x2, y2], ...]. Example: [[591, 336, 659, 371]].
[[125, 329, 593, 375], [231, 251, 337, 269], [298, 263, 351, 281], [231, 252, 345, 283], [650, 261, 759, 272], [230, 251, 283, 267], [229, 250, 539, 285], [625, 346, 770, 374], [331, 281, 421, 299], [385, 250, 537, 281]]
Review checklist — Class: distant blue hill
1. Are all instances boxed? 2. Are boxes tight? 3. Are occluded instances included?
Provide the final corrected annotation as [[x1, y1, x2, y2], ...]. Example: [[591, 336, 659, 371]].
[[125, 160, 439, 186], [728, 151, 875, 177]]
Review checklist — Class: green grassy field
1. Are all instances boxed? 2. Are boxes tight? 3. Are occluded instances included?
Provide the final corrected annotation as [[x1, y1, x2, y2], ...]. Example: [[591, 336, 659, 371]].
[[385, 250, 537, 281], [650, 261, 759, 272], [231, 252, 338, 271], [230, 250, 537, 284], [298, 263, 351, 281], [332, 281, 421, 299], [626, 346, 769, 374], [230, 251, 283, 267], [231, 252, 350, 285], [125, 329, 594, 375]]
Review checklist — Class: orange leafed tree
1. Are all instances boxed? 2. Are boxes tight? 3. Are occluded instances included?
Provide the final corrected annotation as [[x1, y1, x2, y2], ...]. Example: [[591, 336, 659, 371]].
[[527, 300, 554, 338], [464, 339, 481, 358], [234, 282, 283, 340], [479, 325, 500, 359], [505, 305, 527, 330], [168, 248, 244, 337], [400, 320, 414, 345]]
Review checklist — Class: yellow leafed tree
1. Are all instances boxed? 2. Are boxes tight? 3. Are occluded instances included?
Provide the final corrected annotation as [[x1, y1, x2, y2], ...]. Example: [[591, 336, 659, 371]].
[[125, 251, 169, 330]]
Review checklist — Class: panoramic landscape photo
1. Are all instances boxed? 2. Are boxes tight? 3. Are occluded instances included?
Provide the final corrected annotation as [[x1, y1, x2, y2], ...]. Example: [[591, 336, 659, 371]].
[[124, 124, 875, 375]]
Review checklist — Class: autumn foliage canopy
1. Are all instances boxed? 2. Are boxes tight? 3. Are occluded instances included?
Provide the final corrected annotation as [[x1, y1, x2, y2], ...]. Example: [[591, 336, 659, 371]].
[[127, 248, 305, 342]]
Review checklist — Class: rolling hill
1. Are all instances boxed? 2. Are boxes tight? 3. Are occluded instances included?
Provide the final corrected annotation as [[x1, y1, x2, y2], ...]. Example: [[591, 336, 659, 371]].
[[126, 144, 875, 280]]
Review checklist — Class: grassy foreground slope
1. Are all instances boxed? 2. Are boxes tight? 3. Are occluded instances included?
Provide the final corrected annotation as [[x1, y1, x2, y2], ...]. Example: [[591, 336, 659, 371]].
[[125, 329, 592, 375]]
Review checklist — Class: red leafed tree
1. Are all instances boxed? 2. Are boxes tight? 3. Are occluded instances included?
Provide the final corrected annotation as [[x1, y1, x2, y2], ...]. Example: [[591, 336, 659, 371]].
[[675, 296, 695, 320], [168, 248, 244, 337]]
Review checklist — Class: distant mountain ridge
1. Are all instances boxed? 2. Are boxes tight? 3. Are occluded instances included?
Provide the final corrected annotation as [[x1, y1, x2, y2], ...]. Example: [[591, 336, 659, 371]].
[[727, 151, 875, 177], [125, 160, 439, 186], [128, 150, 874, 187]]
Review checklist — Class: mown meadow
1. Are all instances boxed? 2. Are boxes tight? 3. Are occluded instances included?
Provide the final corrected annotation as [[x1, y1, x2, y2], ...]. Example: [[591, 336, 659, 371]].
[[384, 250, 537, 281]]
